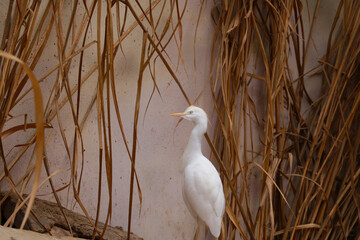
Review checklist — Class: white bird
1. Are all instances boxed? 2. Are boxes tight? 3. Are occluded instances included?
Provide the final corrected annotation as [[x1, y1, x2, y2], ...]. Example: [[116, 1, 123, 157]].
[[171, 105, 225, 238]]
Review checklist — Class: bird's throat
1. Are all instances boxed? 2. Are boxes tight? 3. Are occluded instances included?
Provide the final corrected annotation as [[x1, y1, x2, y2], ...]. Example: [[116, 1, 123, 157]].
[[182, 123, 206, 170]]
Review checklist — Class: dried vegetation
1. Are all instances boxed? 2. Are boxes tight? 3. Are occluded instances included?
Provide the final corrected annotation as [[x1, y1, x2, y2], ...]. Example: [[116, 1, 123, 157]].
[[210, 0, 360, 239]]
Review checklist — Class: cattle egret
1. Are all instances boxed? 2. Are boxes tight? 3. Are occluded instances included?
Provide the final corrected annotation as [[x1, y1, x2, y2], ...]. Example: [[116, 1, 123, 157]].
[[171, 106, 225, 238]]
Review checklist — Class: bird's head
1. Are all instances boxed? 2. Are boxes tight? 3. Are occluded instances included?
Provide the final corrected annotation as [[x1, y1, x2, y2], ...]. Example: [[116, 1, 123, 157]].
[[170, 105, 208, 127]]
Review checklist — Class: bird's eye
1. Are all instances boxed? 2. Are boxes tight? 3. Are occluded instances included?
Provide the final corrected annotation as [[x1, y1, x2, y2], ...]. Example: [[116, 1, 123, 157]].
[[189, 110, 193, 114]]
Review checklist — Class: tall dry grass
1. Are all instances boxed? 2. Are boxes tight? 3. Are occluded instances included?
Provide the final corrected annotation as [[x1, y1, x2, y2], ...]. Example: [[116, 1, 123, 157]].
[[209, 0, 360, 239], [0, 0, 187, 239], [0, 0, 359, 240]]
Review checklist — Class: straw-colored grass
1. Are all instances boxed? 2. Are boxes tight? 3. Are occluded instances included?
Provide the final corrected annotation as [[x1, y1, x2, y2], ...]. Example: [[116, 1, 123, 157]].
[[0, 0, 187, 238], [208, 0, 360, 239], [0, 0, 359, 240]]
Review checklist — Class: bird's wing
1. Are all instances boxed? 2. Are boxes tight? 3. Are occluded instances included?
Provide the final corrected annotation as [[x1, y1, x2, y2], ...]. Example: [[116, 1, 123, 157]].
[[182, 181, 198, 220], [183, 157, 225, 236]]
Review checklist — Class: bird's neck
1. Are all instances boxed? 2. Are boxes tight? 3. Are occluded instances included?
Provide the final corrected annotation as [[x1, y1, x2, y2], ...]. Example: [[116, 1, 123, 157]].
[[182, 121, 207, 169]]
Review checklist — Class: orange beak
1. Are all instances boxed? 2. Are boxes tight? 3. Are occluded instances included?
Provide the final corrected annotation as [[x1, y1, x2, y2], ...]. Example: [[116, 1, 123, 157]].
[[170, 112, 187, 117]]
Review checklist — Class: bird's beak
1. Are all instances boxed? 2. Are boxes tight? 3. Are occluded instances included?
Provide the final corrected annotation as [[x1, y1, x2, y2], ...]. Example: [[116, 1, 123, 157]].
[[170, 112, 187, 117]]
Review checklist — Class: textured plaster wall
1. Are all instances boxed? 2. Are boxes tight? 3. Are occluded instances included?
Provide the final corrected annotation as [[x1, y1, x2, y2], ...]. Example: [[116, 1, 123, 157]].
[[0, 0, 340, 239]]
